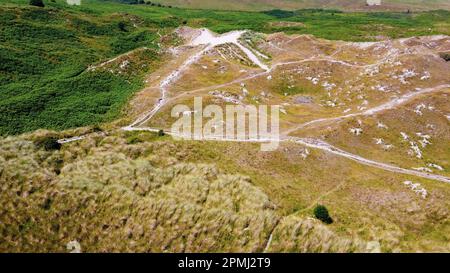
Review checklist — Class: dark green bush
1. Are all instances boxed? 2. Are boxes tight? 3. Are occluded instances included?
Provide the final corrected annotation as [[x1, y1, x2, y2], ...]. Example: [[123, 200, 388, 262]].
[[263, 9, 295, 19], [30, 0, 45, 7], [313, 205, 333, 224], [34, 136, 61, 151], [92, 125, 103, 132], [440, 52, 450, 61], [118, 21, 127, 32], [126, 135, 142, 144]]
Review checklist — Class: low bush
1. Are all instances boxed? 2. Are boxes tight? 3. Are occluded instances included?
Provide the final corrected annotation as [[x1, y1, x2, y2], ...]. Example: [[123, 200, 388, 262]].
[[29, 0, 44, 8], [440, 52, 450, 61], [313, 205, 333, 224], [34, 136, 61, 151]]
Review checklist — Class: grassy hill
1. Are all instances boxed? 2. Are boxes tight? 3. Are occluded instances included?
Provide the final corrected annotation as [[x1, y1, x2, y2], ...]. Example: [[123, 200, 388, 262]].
[[1, 0, 449, 253], [0, 0, 449, 136], [2, 126, 449, 252], [0, 1, 166, 135], [148, 0, 450, 12], [0, 129, 371, 252]]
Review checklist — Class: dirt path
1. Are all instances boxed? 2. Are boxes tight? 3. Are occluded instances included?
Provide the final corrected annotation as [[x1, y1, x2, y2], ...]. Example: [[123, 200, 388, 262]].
[[121, 123, 450, 184], [59, 29, 450, 185], [291, 137, 450, 184], [126, 29, 270, 128], [283, 84, 450, 136], [87, 47, 150, 72]]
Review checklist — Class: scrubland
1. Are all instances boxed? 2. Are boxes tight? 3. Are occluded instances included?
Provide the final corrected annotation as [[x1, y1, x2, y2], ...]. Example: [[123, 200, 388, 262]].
[[1, 129, 381, 252], [1, 128, 449, 252], [1, 0, 450, 253]]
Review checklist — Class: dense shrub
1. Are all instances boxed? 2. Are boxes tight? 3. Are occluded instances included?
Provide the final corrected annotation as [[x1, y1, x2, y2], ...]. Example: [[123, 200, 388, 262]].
[[34, 136, 61, 151], [118, 21, 127, 32], [30, 0, 45, 7], [263, 9, 294, 19], [440, 52, 450, 61], [313, 205, 333, 224]]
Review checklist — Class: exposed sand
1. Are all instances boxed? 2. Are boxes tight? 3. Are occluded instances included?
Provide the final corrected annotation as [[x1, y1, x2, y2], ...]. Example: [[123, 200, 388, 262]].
[[190, 28, 269, 71], [59, 28, 450, 184], [128, 28, 270, 128]]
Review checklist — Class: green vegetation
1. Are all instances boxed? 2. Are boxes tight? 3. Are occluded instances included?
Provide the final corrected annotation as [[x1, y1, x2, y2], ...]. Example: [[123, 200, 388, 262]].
[[151, 3, 446, 38], [125, 130, 165, 144], [440, 52, 450, 61], [116, 0, 450, 12], [0, 2, 163, 135], [5, 1, 449, 39], [29, 0, 44, 7], [279, 84, 310, 96], [33, 135, 61, 151], [313, 205, 333, 224]]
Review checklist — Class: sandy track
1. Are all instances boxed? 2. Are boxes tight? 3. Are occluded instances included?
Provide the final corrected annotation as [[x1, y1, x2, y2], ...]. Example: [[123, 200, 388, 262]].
[[291, 137, 450, 184], [120, 126, 450, 184], [283, 84, 450, 136], [58, 29, 450, 185], [127, 29, 269, 128]]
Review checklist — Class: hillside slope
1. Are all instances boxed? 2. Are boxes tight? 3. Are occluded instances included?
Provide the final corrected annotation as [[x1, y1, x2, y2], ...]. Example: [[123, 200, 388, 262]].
[[0, 3, 165, 135], [1, 1, 450, 253], [1, 1, 449, 135], [150, 0, 450, 11], [0, 130, 370, 253]]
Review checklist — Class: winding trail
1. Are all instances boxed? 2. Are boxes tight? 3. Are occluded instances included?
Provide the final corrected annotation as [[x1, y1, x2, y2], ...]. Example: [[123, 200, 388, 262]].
[[58, 29, 450, 185], [284, 84, 450, 135], [291, 138, 450, 184], [126, 29, 269, 129], [120, 126, 450, 184]]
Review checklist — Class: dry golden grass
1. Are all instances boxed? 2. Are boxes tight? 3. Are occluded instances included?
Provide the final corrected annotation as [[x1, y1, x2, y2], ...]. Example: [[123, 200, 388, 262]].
[[2, 29, 449, 253], [0, 130, 371, 253]]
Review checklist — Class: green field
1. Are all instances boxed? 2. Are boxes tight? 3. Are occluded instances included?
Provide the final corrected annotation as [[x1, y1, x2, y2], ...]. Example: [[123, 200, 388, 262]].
[[1, 0, 449, 135], [146, 0, 450, 12]]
